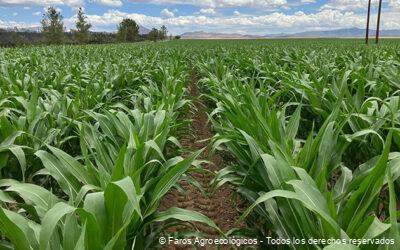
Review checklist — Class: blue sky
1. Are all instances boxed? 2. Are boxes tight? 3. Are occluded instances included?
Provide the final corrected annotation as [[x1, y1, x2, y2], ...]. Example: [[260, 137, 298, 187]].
[[0, 0, 399, 35]]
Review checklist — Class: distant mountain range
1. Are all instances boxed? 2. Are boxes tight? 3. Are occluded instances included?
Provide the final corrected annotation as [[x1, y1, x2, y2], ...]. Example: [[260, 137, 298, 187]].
[[181, 31, 263, 39], [139, 26, 151, 35], [181, 28, 400, 39], [272, 27, 400, 38]]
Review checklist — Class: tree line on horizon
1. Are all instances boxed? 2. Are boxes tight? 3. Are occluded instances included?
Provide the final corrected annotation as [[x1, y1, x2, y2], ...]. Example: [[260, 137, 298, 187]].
[[0, 7, 181, 47]]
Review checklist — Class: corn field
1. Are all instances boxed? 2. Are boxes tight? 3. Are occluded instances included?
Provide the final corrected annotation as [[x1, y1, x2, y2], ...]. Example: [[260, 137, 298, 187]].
[[0, 40, 399, 249]]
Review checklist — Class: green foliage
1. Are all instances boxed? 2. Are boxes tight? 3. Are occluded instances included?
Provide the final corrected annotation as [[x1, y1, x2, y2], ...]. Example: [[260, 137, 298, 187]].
[[117, 19, 139, 42], [148, 28, 159, 42], [1, 39, 400, 249], [194, 39, 400, 249], [160, 25, 168, 40], [0, 44, 218, 249], [148, 26, 168, 42], [41, 7, 64, 44], [73, 7, 92, 44]]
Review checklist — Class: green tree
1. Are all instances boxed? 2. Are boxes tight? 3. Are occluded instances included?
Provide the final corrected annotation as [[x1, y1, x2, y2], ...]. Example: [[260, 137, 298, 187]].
[[10, 27, 25, 47], [73, 7, 91, 44], [159, 25, 168, 40], [41, 7, 64, 44], [148, 28, 159, 42], [117, 18, 139, 42]]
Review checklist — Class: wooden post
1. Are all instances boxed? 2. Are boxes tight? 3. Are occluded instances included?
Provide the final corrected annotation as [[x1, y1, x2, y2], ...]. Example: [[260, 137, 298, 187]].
[[366, 0, 371, 44], [376, 0, 383, 44]]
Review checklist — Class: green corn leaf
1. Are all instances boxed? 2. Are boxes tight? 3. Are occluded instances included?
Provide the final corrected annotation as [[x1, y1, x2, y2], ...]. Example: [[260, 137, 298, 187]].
[[35, 150, 81, 200], [39, 202, 77, 250], [342, 130, 392, 236], [146, 150, 202, 217], [0, 207, 37, 250], [150, 207, 223, 235], [286, 104, 302, 141]]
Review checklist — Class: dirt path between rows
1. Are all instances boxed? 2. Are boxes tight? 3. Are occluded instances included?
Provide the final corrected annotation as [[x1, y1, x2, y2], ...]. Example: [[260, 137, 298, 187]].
[[159, 70, 244, 249]]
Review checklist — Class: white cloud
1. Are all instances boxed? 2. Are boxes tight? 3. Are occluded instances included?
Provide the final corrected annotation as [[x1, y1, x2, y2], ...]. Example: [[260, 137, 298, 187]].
[[93, 0, 123, 7], [12, 12, 18, 16], [199, 8, 217, 15], [320, 0, 380, 11], [389, 0, 400, 9], [32, 11, 41, 15], [3, 3, 399, 35], [64, 8, 399, 35], [129, 0, 288, 8], [0, 19, 40, 30], [301, 0, 315, 3], [161, 8, 175, 18], [0, 0, 83, 7]]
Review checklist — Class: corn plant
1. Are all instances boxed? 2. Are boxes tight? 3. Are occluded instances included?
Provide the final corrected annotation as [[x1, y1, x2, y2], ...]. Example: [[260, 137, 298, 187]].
[[194, 40, 400, 249], [0, 43, 219, 249]]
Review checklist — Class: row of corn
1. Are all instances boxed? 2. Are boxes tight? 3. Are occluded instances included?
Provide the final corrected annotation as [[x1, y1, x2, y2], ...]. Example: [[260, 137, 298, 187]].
[[0, 44, 218, 249], [194, 40, 400, 249]]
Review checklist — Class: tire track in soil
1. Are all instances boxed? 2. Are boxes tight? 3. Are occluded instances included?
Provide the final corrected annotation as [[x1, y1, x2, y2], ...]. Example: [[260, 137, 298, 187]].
[[159, 70, 244, 249]]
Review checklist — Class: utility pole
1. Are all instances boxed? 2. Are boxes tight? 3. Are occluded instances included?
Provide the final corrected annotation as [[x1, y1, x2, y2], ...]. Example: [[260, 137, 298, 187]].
[[365, 0, 371, 44], [376, 0, 383, 44]]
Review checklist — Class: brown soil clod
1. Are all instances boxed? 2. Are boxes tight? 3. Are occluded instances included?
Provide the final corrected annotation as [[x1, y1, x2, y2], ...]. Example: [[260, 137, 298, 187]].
[[159, 70, 244, 249]]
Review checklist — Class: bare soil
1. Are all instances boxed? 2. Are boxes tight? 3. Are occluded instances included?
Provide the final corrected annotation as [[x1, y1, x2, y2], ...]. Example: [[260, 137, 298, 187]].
[[159, 71, 244, 249]]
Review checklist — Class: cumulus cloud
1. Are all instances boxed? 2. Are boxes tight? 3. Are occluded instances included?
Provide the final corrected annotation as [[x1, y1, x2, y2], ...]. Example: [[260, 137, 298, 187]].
[[0, 0, 83, 7], [0, 19, 40, 29], [389, 0, 400, 9], [161, 8, 175, 18], [3, 2, 400, 34], [320, 0, 380, 11], [199, 8, 217, 15], [129, 0, 288, 8], [93, 0, 123, 7], [301, 0, 315, 3], [60, 8, 400, 35], [32, 11, 41, 15]]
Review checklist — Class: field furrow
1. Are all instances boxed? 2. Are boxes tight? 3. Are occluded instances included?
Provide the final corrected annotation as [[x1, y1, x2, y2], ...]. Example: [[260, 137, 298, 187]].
[[160, 70, 244, 245]]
